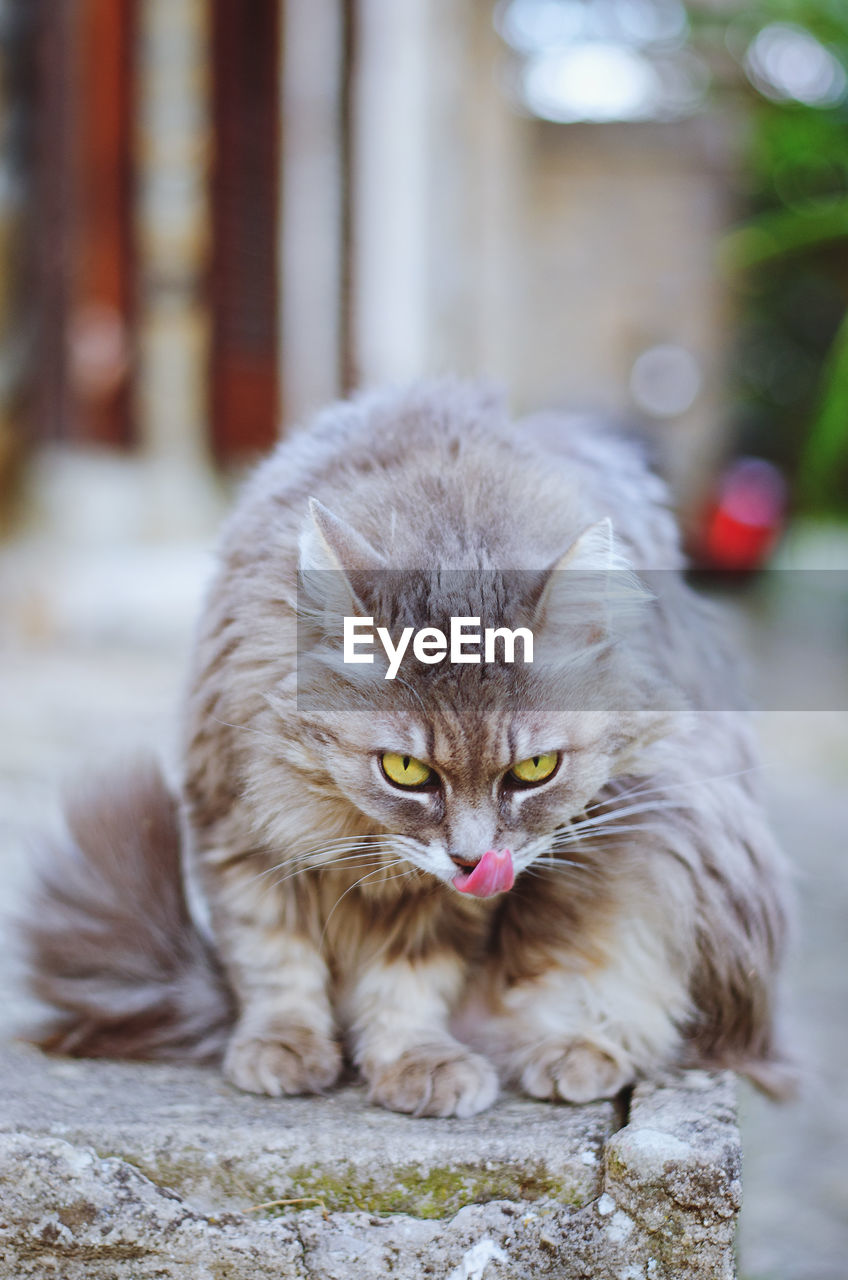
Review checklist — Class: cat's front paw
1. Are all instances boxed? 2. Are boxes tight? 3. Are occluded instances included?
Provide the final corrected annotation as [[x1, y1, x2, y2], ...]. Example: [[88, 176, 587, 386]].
[[224, 1025, 342, 1097], [519, 1037, 632, 1104], [367, 1043, 499, 1117]]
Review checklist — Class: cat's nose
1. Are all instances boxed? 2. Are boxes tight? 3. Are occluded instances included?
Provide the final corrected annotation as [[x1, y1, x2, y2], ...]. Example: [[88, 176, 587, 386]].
[[449, 852, 481, 870]]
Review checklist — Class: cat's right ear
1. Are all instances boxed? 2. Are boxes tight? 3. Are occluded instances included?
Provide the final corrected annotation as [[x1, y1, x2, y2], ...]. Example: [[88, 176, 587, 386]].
[[300, 499, 385, 576], [298, 498, 385, 616]]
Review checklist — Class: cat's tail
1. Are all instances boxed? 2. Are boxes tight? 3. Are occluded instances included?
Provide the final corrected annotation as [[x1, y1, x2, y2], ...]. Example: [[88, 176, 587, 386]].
[[19, 759, 234, 1062]]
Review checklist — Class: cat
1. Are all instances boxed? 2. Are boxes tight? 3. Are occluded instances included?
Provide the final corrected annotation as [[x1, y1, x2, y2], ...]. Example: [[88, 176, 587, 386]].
[[22, 380, 791, 1116]]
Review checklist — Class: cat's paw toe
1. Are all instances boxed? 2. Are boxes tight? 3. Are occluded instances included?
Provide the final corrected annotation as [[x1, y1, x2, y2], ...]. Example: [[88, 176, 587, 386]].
[[224, 1026, 342, 1097], [520, 1037, 632, 1103], [368, 1044, 499, 1117]]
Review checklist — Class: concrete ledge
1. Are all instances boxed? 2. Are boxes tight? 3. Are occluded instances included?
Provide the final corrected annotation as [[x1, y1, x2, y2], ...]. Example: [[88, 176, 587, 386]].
[[0, 1043, 739, 1279]]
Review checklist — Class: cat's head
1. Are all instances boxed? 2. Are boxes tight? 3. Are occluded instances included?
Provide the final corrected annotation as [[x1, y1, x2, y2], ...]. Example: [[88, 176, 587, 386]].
[[287, 500, 679, 896]]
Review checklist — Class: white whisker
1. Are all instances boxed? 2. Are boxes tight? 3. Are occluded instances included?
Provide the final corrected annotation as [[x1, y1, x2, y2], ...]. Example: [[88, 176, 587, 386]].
[[530, 856, 585, 870], [209, 714, 283, 748], [320, 864, 414, 943], [585, 764, 767, 814], [240, 837, 404, 889], [568, 799, 691, 828], [550, 821, 673, 848], [267, 856, 407, 894]]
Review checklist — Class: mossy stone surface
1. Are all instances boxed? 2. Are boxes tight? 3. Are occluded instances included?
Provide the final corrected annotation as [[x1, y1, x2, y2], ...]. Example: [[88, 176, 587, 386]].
[[0, 1044, 741, 1278]]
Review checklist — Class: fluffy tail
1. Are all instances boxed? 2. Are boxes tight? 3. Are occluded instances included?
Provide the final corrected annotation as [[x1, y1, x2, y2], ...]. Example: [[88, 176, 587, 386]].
[[20, 760, 234, 1061]]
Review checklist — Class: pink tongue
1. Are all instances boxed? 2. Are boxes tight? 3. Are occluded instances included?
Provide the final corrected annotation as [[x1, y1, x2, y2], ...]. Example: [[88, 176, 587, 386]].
[[452, 848, 514, 898]]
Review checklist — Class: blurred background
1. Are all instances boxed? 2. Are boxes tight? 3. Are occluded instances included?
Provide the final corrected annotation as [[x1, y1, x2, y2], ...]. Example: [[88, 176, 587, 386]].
[[0, 2, 845, 1278]]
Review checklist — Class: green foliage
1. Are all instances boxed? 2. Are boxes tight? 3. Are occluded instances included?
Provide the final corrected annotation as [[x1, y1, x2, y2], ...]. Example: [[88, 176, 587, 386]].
[[707, 0, 848, 513], [798, 307, 848, 501]]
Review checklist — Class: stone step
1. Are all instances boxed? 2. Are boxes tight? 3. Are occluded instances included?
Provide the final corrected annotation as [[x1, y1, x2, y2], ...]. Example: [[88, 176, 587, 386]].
[[0, 1043, 739, 1279]]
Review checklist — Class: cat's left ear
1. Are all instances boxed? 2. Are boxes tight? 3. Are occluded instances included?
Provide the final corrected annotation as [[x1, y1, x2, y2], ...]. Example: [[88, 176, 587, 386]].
[[298, 498, 385, 615], [532, 519, 647, 645], [556, 517, 618, 575]]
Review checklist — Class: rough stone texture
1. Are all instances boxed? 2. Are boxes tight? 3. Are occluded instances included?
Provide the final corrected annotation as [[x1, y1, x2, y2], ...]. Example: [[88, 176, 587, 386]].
[[0, 1042, 739, 1279]]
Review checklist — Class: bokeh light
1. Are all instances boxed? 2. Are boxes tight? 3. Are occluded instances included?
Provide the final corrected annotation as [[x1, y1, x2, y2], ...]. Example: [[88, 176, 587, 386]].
[[745, 22, 847, 108], [497, 0, 704, 121], [629, 344, 702, 418]]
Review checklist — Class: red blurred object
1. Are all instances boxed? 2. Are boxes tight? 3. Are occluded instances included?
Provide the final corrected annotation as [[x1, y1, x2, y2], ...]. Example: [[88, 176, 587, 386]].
[[699, 458, 787, 570]]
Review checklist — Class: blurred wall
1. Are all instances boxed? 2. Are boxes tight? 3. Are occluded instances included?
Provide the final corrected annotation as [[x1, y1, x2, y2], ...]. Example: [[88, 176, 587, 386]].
[[1, 0, 744, 516], [348, 0, 737, 508]]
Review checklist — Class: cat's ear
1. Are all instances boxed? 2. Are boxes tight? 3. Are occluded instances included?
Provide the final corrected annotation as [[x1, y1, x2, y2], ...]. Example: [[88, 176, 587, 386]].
[[300, 498, 385, 575], [532, 519, 646, 647], [298, 498, 385, 616], [557, 518, 618, 574]]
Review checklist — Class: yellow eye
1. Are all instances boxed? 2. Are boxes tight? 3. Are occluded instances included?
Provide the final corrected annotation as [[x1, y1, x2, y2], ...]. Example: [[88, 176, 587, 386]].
[[381, 753, 435, 788], [510, 753, 559, 785]]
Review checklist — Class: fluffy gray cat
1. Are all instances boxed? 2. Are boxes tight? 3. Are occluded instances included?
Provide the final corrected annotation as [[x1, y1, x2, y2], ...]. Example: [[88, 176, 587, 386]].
[[23, 381, 790, 1115]]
